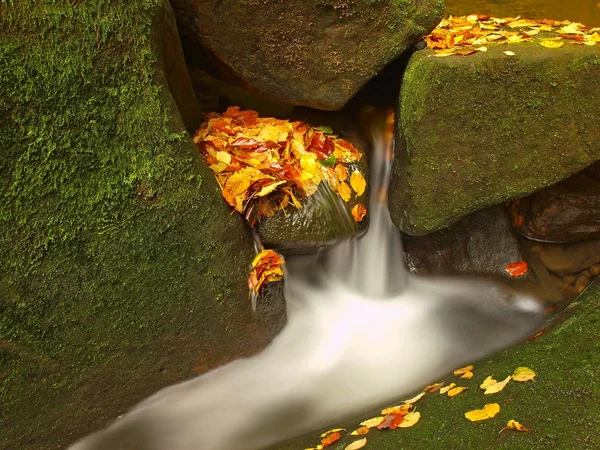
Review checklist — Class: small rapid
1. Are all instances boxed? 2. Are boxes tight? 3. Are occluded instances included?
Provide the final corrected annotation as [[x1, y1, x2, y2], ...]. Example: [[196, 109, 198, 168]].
[[69, 111, 544, 450]]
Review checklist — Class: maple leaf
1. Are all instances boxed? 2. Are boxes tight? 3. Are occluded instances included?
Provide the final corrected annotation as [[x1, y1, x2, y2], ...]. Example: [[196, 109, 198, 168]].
[[512, 367, 536, 382], [465, 403, 501, 421], [344, 438, 367, 450]]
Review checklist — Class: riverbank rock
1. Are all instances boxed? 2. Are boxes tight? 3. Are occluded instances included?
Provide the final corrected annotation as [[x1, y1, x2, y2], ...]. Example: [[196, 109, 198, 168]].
[[0, 2, 284, 449], [509, 162, 600, 243], [171, 0, 444, 110], [278, 279, 600, 450], [535, 239, 600, 276], [390, 40, 600, 235]]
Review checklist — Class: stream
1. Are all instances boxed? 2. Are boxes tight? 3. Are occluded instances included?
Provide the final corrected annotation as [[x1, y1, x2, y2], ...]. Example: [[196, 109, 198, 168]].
[[69, 112, 545, 450]]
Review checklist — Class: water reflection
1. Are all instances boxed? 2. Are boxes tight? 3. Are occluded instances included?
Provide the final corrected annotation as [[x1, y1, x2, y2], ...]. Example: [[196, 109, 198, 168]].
[[446, 0, 600, 26]]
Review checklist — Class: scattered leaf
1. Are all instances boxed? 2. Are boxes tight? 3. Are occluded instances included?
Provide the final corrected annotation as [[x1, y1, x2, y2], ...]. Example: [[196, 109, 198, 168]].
[[484, 375, 512, 394], [350, 427, 370, 436], [512, 367, 536, 382], [461, 371, 474, 379], [334, 163, 348, 182], [440, 383, 456, 394], [424, 382, 445, 393], [360, 417, 384, 428], [320, 428, 344, 438], [338, 182, 352, 202], [465, 403, 501, 421], [540, 40, 564, 48], [402, 391, 426, 405], [480, 375, 497, 390], [344, 438, 367, 450], [528, 329, 546, 341], [319, 431, 342, 448], [501, 419, 531, 432], [398, 411, 421, 428], [503, 50, 516, 56], [448, 386, 468, 397], [381, 404, 409, 416], [350, 170, 366, 196], [454, 365, 474, 376], [352, 203, 367, 222], [377, 412, 405, 430], [506, 261, 528, 277]]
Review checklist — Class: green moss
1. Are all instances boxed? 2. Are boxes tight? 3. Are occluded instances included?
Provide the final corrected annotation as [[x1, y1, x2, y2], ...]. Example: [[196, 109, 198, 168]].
[[390, 43, 600, 235], [0, 1, 269, 448]]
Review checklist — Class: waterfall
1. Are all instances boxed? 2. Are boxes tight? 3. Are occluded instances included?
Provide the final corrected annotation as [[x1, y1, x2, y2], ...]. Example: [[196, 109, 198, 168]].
[[69, 111, 544, 450]]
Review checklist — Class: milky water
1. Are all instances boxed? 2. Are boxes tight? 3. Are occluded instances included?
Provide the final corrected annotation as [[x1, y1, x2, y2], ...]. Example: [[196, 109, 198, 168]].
[[70, 113, 544, 450]]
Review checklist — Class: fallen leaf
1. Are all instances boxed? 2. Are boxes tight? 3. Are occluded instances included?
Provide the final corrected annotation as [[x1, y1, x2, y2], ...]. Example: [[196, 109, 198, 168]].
[[440, 383, 456, 394], [334, 163, 348, 182], [454, 365, 474, 376], [350, 170, 366, 196], [350, 427, 370, 436], [448, 386, 468, 397], [402, 392, 426, 405], [377, 412, 405, 430], [504, 50, 516, 56], [465, 403, 501, 421], [512, 367, 536, 382], [248, 250, 285, 294], [501, 419, 531, 432], [360, 416, 384, 428], [461, 371, 474, 379], [484, 375, 512, 394], [540, 40, 564, 48], [320, 428, 344, 438], [344, 438, 367, 450], [480, 375, 497, 390], [398, 411, 421, 428], [381, 404, 409, 415], [424, 382, 444, 393], [319, 431, 342, 448], [338, 182, 352, 202], [352, 203, 367, 222], [506, 261, 528, 277], [528, 329, 546, 341]]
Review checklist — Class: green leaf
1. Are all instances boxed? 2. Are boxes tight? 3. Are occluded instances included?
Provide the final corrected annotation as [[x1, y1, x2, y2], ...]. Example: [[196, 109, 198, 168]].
[[320, 154, 336, 167], [314, 125, 333, 134]]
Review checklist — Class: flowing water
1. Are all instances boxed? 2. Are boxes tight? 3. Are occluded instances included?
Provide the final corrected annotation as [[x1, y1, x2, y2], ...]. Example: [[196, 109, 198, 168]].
[[70, 113, 545, 450]]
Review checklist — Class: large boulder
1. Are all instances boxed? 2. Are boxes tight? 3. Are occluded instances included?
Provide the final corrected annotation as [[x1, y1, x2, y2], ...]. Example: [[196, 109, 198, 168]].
[[171, 0, 445, 110], [390, 42, 600, 235], [510, 162, 600, 243], [0, 1, 284, 449], [279, 280, 600, 449]]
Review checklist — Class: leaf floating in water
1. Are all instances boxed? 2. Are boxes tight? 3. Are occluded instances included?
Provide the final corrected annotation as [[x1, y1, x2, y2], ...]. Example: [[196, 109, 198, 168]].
[[506, 261, 528, 277], [344, 438, 367, 450], [501, 419, 531, 432], [484, 375, 512, 394], [512, 367, 536, 382], [352, 203, 367, 222], [465, 403, 501, 421]]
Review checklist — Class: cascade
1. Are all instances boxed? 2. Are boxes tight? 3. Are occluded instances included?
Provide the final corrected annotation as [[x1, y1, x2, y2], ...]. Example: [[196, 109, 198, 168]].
[[70, 111, 544, 450]]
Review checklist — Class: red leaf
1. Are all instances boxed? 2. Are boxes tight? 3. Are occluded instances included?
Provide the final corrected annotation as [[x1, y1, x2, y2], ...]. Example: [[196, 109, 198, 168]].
[[505, 261, 528, 277]]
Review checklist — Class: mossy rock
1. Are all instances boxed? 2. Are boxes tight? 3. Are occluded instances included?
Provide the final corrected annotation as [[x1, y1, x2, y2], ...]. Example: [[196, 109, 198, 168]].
[[277, 280, 600, 450], [171, 0, 445, 110], [0, 1, 284, 448], [390, 42, 600, 235]]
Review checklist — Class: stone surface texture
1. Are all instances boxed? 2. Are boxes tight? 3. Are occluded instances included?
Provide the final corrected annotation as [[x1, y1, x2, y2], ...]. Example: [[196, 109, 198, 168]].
[[0, 2, 284, 449], [171, 0, 445, 110], [390, 43, 600, 235]]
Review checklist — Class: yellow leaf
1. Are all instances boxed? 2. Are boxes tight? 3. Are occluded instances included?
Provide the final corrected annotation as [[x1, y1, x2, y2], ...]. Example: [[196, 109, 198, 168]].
[[501, 419, 531, 432], [398, 411, 421, 428], [480, 375, 497, 390], [338, 181, 352, 202], [540, 40, 564, 48], [334, 163, 348, 182], [484, 375, 512, 394], [320, 428, 345, 438], [402, 391, 426, 405], [454, 365, 474, 376], [344, 438, 367, 450], [440, 383, 456, 394], [461, 371, 474, 379], [350, 427, 370, 436], [360, 416, 384, 428], [256, 180, 287, 197], [448, 386, 468, 397], [512, 367, 536, 382], [558, 23, 585, 35], [477, 46, 488, 52], [465, 403, 501, 421], [424, 382, 444, 393], [381, 404, 409, 415], [350, 170, 366, 196], [503, 50, 516, 56]]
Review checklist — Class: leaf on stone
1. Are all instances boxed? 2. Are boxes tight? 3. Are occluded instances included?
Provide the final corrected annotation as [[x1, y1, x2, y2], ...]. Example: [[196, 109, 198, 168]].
[[344, 438, 367, 450], [319, 431, 342, 448], [506, 261, 528, 277], [397, 411, 421, 428], [350, 170, 366, 196], [448, 386, 468, 397], [512, 367, 536, 382], [454, 365, 474, 376], [480, 375, 497, 390], [381, 404, 410, 415], [377, 412, 405, 430], [248, 249, 285, 294], [503, 50, 516, 56], [350, 427, 370, 436], [402, 392, 426, 405], [320, 428, 344, 438], [360, 416, 384, 428], [540, 40, 564, 48], [465, 403, 501, 422], [484, 375, 512, 394], [338, 181, 352, 202], [501, 419, 531, 432], [352, 203, 367, 222], [461, 371, 474, 379], [440, 383, 456, 394], [424, 382, 444, 393], [334, 163, 348, 182]]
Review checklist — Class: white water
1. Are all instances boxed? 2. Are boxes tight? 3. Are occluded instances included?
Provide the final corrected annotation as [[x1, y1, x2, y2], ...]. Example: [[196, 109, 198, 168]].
[[70, 113, 544, 450]]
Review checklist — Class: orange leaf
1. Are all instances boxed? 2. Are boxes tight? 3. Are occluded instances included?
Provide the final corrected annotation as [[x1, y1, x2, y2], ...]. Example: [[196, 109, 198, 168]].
[[334, 164, 348, 182], [377, 412, 405, 430], [506, 261, 528, 277], [350, 426, 370, 436], [319, 431, 342, 448], [351, 203, 367, 222]]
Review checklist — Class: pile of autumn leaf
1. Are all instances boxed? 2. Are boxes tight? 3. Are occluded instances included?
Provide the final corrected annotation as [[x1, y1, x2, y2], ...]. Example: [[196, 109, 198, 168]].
[[305, 365, 537, 450], [192, 106, 367, 227], [426, 14, 600, 57]]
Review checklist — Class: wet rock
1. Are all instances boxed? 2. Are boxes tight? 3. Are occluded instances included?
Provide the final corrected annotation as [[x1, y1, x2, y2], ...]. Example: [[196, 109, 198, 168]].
[[510, 163, 600, 243], [390, 42, 600, 235], [536, 240, 600, 276], [171, 0, 444, 110], [0, 2, 285, 449]]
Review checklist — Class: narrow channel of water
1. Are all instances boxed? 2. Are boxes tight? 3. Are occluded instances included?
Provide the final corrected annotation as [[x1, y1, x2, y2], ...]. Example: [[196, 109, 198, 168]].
[[70, 111, 544, 450]]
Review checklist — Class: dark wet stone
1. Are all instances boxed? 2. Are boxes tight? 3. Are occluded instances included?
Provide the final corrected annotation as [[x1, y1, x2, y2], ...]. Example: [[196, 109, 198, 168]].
[[536, 239, 600, 276]]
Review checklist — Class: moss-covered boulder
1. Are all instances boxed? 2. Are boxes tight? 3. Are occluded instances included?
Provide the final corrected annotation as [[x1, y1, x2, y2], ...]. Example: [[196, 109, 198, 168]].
[[278, 280, 600, 450], [390, 43, 600, 235], [0, 1, 284, 448], [171, 0, 445, 110]]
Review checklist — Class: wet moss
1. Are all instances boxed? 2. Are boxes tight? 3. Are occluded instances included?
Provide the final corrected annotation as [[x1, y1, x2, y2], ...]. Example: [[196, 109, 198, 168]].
[[390, 43, 600, 235]]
